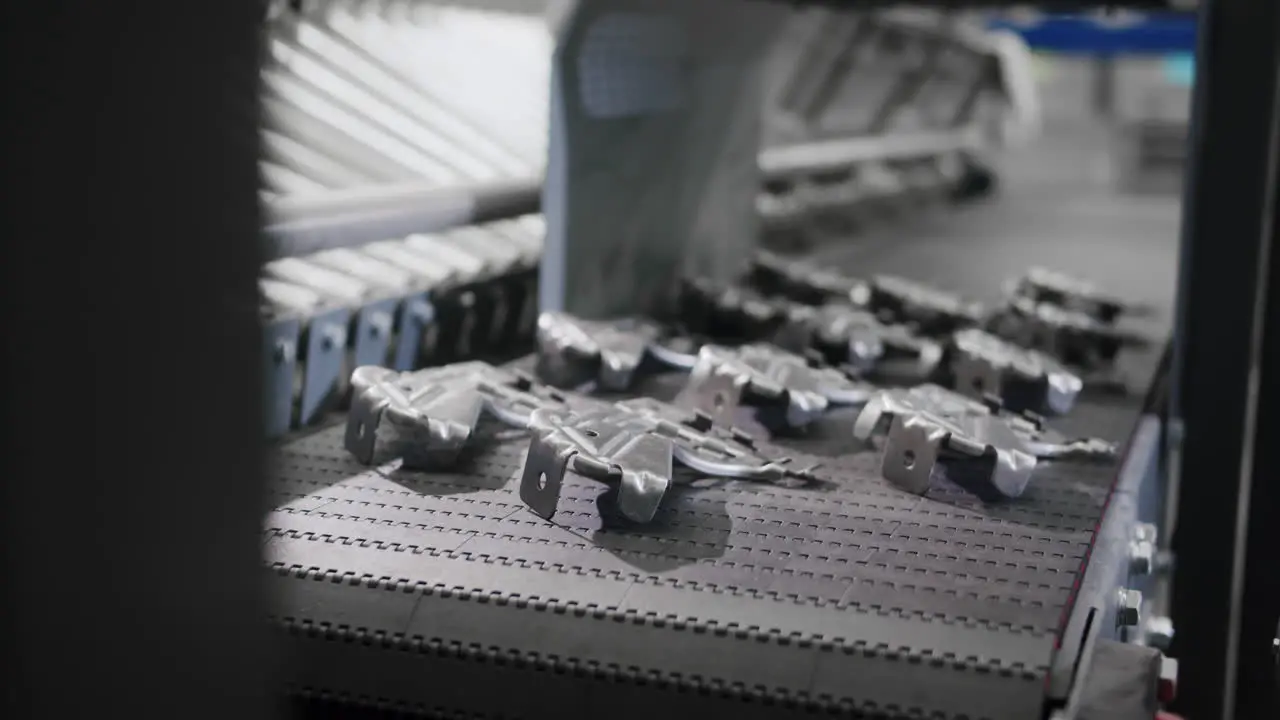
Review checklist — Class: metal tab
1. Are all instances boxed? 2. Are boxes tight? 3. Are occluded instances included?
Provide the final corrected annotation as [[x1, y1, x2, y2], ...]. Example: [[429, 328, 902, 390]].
[[261, 278, 350, 427], [519, 398, 818, 523], [806, 303, 943, 373], [748, 249, 863, 305], [678, 343, 874, 428], [534, 312, 692, 391], [357, 241, 458, 366], [261, 314, 301, 438], [308, 248, 435, 369], [1009, 266, 1135, 324], [854, 384, 1116, 498], [344, 361, 570, 470], [264, 256, 396, 369], [405, 234, 509, 355], [940, 328, 1083, 415], [298, 307, 350, 426], [486, 218, 545, 338], [678, 276, 797, 341], [855, 274, 985, 336], [987, 296, 1148, 369]]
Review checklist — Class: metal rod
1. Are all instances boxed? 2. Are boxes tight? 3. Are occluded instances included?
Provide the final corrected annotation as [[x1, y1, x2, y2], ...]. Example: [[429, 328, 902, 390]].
[[759, 127, 982, 179], [263, 177, 542, 259], [266, 124, 982, 258]]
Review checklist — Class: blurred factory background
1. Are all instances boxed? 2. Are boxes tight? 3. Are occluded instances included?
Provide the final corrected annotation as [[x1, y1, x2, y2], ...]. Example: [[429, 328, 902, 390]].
[[260, 3, 1194, 202]]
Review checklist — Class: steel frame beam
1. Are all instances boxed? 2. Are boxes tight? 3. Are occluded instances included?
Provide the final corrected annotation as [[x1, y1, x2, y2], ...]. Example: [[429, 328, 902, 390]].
[[1166, 0, 1280, 718]]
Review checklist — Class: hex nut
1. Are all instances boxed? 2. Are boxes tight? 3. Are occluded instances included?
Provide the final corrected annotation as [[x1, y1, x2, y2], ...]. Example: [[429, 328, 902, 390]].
[[1129, 540, 1155, 576], [1146, 615, 1175, 649], [1117, 588, 1143, 628]]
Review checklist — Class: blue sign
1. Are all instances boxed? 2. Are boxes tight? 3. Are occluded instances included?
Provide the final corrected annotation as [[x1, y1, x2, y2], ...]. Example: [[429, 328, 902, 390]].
[[988, 13, 1197, 55]]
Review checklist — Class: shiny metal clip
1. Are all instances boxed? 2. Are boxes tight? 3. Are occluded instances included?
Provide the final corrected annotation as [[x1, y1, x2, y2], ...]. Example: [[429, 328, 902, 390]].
[[534, 311, 695, 391], [519, 398, 819, 523], [1008, 267, 1135, 324], [988, 296, 1147, 369], [854, 384, 1116, 497], [344, 361, 569, 470], [800, 303, 943, 373], [678, 343, 874, 428], [938, 328, 1083, 415], [853, 274, 985, 336]]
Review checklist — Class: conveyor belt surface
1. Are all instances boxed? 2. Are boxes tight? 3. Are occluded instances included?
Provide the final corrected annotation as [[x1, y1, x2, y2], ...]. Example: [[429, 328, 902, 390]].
[[266, 124, 1178, 719]]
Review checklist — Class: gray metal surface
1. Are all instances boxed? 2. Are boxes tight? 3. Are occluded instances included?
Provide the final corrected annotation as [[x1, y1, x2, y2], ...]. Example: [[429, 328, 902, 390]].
[[266, 370, 1148, 719], [542, 0, 787, 318]]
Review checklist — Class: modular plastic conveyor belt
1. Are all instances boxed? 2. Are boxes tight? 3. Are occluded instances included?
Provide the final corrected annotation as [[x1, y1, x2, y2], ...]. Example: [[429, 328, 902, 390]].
[[264, 123, 1177, 718], [266, 365, 1151, 719]]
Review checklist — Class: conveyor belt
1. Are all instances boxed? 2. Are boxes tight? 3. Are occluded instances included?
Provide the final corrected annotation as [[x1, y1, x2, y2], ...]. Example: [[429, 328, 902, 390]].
[[266, 125, 1178, 719]]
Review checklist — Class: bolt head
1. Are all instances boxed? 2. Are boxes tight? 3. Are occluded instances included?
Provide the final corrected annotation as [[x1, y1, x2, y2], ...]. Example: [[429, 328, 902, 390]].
[[1134, 522, 1158, 544], [1129, 540, 1155, 576], [1146, 615, 1175, 649], [1117, 588, 1143, 628]]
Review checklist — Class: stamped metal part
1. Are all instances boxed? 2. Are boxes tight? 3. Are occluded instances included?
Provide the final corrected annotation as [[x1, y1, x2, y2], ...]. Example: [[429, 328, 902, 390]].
[[261, 278, 350, 428], [677, 343, 874, 428], [1009, 266, 1131, 323], [519, 397, 818, 523], [804, 303, 944, 373], [854, 386, 1036, 497], [988, 296, 1147, 369], [309, 247, 436, 371], [264, 256, 399, 369], [679, 276, 797, 341], [261, 312, 302, 438], [360, 239, 465, 363], [939, 328, 1084, 415], [344, 361, 569, 470], [487, 216, 545, 338], [679, 276, 939, 373], [855, 274, 985, 336], [748, 249, 863, 305], [854, 384, 1117, 497], [534, 311, 693, 391], [402, 230, 529, 358]]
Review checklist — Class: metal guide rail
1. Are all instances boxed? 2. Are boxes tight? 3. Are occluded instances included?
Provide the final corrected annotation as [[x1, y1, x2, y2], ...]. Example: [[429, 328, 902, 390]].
[[265, 253, 1170, 718]]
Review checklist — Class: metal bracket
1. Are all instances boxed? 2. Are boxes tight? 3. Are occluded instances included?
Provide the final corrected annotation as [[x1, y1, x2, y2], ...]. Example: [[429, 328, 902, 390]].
[[854, 384, 1116, 497], [308, 247, 438, 371], [748, 249, 862, 305], [853, 274, 985, 336], [678, 276, 801, 342], [939, 328, 1083, 415], [344, 361, 570, 470], [802, 303, 942, 373], [261, 278, 350, 428], [1008, 266, 1138, 324], [534, 311, 694, 391], [677, 343, 874, 428], [264, 256, 396, 369], [519, 397, 820, 523], [262, 314, 302, 438], [987, 296, 1148, 370], [679, 275, 939, 373]]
